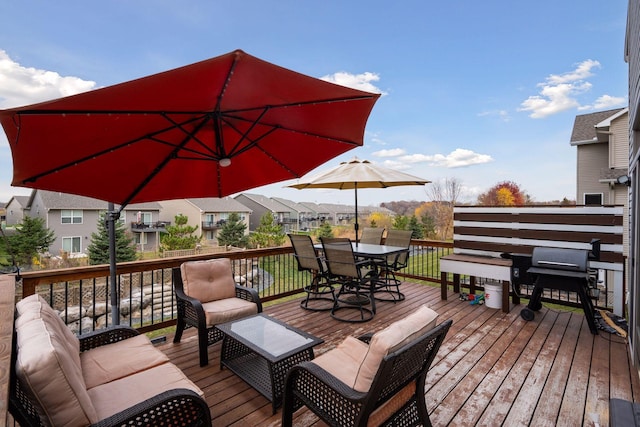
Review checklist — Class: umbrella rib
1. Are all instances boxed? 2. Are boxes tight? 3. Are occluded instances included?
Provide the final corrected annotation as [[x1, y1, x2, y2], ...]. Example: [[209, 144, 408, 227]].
[[16, 114, 209, 185], [222, 112, 364, 146], [118, 114, 213, 207], [220, 94, 380, 114]]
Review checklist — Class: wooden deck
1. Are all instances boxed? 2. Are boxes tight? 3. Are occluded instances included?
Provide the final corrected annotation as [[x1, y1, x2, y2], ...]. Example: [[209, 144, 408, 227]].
[[156, 282, 639, 426]]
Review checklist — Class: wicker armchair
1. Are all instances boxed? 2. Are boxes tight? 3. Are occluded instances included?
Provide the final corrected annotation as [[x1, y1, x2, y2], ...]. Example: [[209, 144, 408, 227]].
[[321, 237, 379, 323], [173, 257, 262, 366], [10, 325, 211, 427], [283, 307, 452, 427], [377, 229, 413, 302], [289, 233, 336, 311]]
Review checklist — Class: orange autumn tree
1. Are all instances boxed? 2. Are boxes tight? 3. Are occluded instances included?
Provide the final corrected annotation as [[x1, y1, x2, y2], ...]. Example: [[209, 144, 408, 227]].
[[477, 181, 529, 206]]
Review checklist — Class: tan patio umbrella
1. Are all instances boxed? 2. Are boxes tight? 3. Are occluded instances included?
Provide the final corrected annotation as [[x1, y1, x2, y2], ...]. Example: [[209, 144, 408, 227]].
[[288, 157, 430, 243]]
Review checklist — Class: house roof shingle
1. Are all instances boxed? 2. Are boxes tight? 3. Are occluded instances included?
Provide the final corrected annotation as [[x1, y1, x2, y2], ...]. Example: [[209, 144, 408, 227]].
[[570, 108, 626, 144]]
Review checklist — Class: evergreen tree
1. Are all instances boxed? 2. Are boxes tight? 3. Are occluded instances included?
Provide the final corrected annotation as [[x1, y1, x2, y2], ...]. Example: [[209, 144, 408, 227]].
[[8, 216, 55, 267], [408, 215, 424, 239], [250, 212, 286, 248], [87, 213, 137, 265], [420, 214, 437, 239], [217, 212, 249, 248], [392, 215, 409, 230], [160, 214, 200, 251], [316, 221, 334, 239]]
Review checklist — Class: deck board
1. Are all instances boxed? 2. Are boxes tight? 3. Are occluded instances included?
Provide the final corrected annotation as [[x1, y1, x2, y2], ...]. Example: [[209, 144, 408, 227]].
[[153, 282, 638, 426]]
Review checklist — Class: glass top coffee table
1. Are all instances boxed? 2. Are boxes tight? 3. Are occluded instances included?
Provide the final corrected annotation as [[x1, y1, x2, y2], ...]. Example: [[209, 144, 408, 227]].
[[216, 313, 324, 413]]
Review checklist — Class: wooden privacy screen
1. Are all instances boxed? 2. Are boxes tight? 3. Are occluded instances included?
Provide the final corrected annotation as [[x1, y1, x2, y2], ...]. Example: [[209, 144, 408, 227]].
[[452, 205, 624, 267], [446, 205, 626, 315]]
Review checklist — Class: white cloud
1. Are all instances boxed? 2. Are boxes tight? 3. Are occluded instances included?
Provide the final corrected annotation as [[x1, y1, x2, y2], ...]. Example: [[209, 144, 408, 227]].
[[0, 50, 96, 109], [546, 59, 599, 84], [477, 109, 511, 122], [579, 94, 627, 111], [372, 148, 406, 157], [518, 59, 625, 118], [320, 71, 388, 95], [381, 148, 493, 168]]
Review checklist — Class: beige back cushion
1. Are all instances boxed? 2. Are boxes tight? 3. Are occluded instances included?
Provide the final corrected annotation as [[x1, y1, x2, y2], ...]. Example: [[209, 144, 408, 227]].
[[15, 296, 98, 426], [354, 305, 438, 392], [180, 258, 236, 302]]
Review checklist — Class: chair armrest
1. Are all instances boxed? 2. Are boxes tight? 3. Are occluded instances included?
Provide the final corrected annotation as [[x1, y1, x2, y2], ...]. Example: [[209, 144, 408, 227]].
[[283, 361, 368, 423], [235, 284, 263, 313], [79, 325, 140, 352], [92, 388, 211, 427]]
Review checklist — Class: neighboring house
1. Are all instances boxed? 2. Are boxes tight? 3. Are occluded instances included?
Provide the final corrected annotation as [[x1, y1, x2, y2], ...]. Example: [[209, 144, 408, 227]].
[[125, 202, 166, 253], [4, 195, 30, 226], [299, 202, 332, 227], [234, 193, 294, 232], [24, 190, 162, 256], [570, 107, 629, 206], [318, 203, 355, 226], [570, 108, 630, 289], [159, 197, 251, 244], [271, 197, 316, 231]]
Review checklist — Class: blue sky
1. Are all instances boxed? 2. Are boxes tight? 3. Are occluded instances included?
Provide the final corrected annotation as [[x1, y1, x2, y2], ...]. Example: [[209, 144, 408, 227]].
[[0, 1, 629, 207]]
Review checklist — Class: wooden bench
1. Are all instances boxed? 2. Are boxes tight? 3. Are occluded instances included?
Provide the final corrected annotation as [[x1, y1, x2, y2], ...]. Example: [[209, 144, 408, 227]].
[[440, 253, 517, 313], [440, 205, 625, 315]]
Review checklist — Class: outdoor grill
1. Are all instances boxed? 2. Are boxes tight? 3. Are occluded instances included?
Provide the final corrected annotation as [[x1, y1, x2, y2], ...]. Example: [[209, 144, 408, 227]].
[[520, 239, 601, 334]]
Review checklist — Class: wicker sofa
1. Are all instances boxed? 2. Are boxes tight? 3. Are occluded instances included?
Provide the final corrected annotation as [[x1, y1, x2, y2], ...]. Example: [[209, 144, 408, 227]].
[[9, 294, 211, 427]]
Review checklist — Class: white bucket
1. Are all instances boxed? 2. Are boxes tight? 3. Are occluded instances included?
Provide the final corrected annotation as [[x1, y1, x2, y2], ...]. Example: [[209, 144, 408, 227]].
[[484, 283, 502, 309]]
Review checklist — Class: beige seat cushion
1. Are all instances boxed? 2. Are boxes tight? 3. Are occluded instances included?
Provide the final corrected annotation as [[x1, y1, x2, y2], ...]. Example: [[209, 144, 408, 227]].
[[202, 298, 259, 327], [181, 258, 237, 302], [354, 305, 438, 392], [88, 362, 204, 421], [15, 314, 98, 426], [312, 336, 369, 388], [81, 334, 170, 389]]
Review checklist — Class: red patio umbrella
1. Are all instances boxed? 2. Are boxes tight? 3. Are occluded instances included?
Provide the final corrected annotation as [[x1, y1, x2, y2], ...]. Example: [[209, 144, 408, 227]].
[[0, 49, 379, 207], [0, 50, 380, 323]]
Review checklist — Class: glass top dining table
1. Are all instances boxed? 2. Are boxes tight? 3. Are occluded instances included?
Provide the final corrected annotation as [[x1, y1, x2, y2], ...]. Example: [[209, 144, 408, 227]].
[[313, 241, 408, 259]]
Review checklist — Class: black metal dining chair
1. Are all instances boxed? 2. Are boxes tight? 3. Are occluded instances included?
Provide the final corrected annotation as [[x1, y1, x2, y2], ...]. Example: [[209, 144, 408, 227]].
[[320, 237, 379, 322], [377, 229, 413, 302], [288, 233, 336, 311]]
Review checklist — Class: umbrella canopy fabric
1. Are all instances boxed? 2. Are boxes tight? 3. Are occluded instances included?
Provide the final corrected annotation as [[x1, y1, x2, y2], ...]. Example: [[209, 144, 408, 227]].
[[289, 157, 430, 242], [0, 50, 379, 325], [0, 49, 380, 207]]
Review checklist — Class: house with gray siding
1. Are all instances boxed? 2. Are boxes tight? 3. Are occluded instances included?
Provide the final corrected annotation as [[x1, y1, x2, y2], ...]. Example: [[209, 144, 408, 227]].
[[234, 193, 294, 232], [159, 197, 251, 244], [271, 197, 316, 231], [23, 190, 162, 256], [570, 107, 629, 206], [570, 108, 629, 268], [4, 195, 30, 226]]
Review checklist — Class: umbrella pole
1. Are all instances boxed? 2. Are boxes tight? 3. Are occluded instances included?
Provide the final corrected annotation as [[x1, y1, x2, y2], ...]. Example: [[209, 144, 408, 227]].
[[354, 183, 359, 245], [107, 203, 120, 325]]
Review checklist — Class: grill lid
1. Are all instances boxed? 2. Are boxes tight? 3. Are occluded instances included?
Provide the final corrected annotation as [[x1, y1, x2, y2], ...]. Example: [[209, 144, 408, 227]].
[[530, 247, 589, 272]]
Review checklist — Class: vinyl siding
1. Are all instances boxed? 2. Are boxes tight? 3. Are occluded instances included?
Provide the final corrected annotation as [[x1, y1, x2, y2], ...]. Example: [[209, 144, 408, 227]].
[[610, 112, 630, 168], [576, 143, 609, 203]]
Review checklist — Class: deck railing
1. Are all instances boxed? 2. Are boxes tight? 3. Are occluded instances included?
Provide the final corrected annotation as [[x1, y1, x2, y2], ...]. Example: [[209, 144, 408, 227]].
[[10, 238, 620, 337], [11, 240, 450, 335]]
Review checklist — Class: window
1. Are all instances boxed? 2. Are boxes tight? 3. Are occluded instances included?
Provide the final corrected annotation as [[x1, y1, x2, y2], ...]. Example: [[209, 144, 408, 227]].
[[61, 210, 83, 224], [134, 233, 148, 244], [62, 237, 81, 254], [584, 193, 603, 206]]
